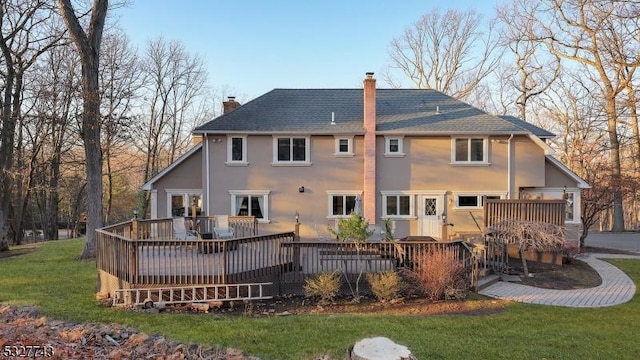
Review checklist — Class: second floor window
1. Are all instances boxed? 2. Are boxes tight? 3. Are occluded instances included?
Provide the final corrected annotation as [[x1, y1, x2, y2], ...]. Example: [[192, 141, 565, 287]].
[[384, 136, 405, 157], [273, 136, 311, 165], [231, 138, 243, 161], [226, 135, 247, 164], [334, 136, 354, 156], [453, 137, 487, 163]]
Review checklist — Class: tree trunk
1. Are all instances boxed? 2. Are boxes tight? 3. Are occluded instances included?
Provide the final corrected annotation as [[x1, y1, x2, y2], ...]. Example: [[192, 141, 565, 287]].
[[519, 248, 530, 277], [80, 62, 103, 259], [56, 0, 108, 259], [0, 32, 16, 251], [605, 99, 625, 232]]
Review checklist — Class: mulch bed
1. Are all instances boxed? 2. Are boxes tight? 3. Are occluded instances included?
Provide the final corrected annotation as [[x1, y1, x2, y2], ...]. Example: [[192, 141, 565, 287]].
[[0, 305, 258, 360]]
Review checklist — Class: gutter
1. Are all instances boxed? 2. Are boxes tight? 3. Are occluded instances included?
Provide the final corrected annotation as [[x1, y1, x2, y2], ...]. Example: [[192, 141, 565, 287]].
[[507, 133, 514, 199], [205, 134, 211, 216]]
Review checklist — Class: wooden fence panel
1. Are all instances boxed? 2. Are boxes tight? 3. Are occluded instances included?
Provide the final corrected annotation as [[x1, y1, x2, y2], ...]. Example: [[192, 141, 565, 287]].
[[484, 199, 565, 230], [279, 240, 475, 294]]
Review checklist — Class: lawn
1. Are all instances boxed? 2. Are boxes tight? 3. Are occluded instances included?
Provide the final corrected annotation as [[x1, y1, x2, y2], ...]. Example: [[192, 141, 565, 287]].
[[1, 239, 639, 359]]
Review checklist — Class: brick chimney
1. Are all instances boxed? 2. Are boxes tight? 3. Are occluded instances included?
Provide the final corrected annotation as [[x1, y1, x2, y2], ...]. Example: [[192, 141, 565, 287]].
[[363, 72, 376, 225], [223, 96, 240, 113]]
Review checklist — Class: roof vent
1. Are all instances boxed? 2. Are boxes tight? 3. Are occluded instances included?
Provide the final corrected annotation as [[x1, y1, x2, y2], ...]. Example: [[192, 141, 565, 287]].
[[435, 106, 441, 115], [331, 112, 336, 125]]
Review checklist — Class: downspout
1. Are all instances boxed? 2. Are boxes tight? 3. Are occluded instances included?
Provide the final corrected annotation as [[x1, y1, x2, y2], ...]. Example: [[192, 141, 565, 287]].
[[507, 133, 514, 199], [205, 134, 211, 216]]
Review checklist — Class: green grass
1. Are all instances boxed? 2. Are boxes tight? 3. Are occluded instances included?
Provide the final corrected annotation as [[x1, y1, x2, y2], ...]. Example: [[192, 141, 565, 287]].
[[2, 239, 640, 359]]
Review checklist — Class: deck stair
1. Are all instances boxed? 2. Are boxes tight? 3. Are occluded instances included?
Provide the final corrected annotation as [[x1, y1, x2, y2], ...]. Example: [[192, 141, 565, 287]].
[[113, 282, 273, 307]]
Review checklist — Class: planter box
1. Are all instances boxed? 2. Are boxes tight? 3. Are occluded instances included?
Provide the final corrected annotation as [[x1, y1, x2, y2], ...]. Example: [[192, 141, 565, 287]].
[[507, 245, 562, 266]]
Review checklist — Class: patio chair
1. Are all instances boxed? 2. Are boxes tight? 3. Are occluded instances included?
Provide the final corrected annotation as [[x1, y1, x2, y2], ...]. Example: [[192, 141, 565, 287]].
[[172, 217, 199, 240], [214, 215, 235, 239]]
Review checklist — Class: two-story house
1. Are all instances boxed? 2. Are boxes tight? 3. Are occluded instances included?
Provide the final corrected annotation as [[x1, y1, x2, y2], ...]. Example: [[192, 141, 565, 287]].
[[142, 73, 589, 241]]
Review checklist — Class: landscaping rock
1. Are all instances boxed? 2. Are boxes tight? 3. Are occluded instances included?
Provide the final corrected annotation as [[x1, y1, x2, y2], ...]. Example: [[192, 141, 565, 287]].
[[155, 301, 167, 311], [350, 337, 415, 360], [190, 302, 210, 312]]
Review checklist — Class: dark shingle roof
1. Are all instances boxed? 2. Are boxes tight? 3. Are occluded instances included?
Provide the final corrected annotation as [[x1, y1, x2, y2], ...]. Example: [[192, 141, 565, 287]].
[[498, 115, 555, 138], [193, 89, 554, 137]]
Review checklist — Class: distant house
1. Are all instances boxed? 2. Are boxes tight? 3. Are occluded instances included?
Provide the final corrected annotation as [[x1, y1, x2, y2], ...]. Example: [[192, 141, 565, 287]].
[[142, 73, 589, 241]]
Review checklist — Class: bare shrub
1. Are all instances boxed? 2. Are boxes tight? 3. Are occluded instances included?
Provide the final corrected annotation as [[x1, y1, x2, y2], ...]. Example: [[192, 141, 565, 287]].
[[303, 271, 341, 305], [367, 271, 403, 303], [488, 219, 566, 276], [404, 249, 467, 301]]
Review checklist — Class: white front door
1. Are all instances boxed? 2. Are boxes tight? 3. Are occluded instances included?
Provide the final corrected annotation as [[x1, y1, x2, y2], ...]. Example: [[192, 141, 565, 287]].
[[419, 194, 444, 239]]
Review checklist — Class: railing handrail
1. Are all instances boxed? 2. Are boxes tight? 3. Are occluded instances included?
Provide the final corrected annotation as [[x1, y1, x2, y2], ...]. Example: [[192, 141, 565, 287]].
[[97, 219, 477, 295]]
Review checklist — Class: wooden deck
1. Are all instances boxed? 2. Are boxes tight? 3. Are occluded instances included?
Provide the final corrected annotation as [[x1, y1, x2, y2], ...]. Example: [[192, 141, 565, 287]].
[[96, 217, 479, 303]]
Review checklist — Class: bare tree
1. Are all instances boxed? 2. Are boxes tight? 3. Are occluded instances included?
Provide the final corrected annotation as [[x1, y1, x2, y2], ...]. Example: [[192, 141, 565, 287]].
[[386, 8, 502, 100], [535, 71, 608, 174], [496, 0, 560, 120], [135, 37, 209, 217], [56, 0, 108, 259], [26, 44, 81, 241], [99, 31, 141, 223], [0, 0, 65, 250], [524, 0, 640, 231]]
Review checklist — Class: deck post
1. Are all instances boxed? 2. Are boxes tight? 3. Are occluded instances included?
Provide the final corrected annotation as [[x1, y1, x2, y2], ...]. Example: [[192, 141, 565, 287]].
[[293, 226, 301, 273], [129, 219, 138, 285], [131, 219, 139, 240]]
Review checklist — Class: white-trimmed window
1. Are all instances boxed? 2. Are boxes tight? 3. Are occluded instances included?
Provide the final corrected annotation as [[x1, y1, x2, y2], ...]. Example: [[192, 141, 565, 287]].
[[229, 190, 270, 222], [454, 193, 503, 209], [327, 191, 361, 218], [452, 137, 488, 164], [382, 192, 414, 218], [565, 192, 575, 222], [334, 136, 354, 156], [384, 136, 405, 157], [167, 190, 202, 217], [272, 136, 311, 165], [521, 189, 579, 223], [226, 135, 248, 165]]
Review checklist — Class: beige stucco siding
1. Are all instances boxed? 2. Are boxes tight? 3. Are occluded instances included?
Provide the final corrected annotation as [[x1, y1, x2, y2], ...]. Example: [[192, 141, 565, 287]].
[[378, 136, 510, 191], [545, 160, 580, 187], [513, 136, 546, 192], [208, 135, 364, 239], [153, 148, 203, 217], [377, 136, 510, 238], [203, 134, 554, 240]]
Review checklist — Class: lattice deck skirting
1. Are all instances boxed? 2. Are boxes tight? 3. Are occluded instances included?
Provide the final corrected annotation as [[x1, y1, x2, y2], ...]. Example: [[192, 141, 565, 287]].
[[113, 282, 272, 307]]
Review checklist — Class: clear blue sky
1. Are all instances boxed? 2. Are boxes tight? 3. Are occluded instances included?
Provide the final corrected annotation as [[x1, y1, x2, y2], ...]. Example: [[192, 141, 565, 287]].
[[115, 0, 497, 101]]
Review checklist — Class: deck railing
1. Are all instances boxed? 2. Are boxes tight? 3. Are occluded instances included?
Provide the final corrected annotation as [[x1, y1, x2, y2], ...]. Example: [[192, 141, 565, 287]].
[[97, 218, 477, 296], [184, 216, 258, 238], [97, 216, 264, 285], [100, 216, 257, 241], [97, 228, 293, 287], [279, 239, 476, 292]]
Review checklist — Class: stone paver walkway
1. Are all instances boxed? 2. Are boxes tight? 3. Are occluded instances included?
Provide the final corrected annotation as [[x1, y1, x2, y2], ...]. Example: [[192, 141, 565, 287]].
[[479, 254, 640, 307]]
